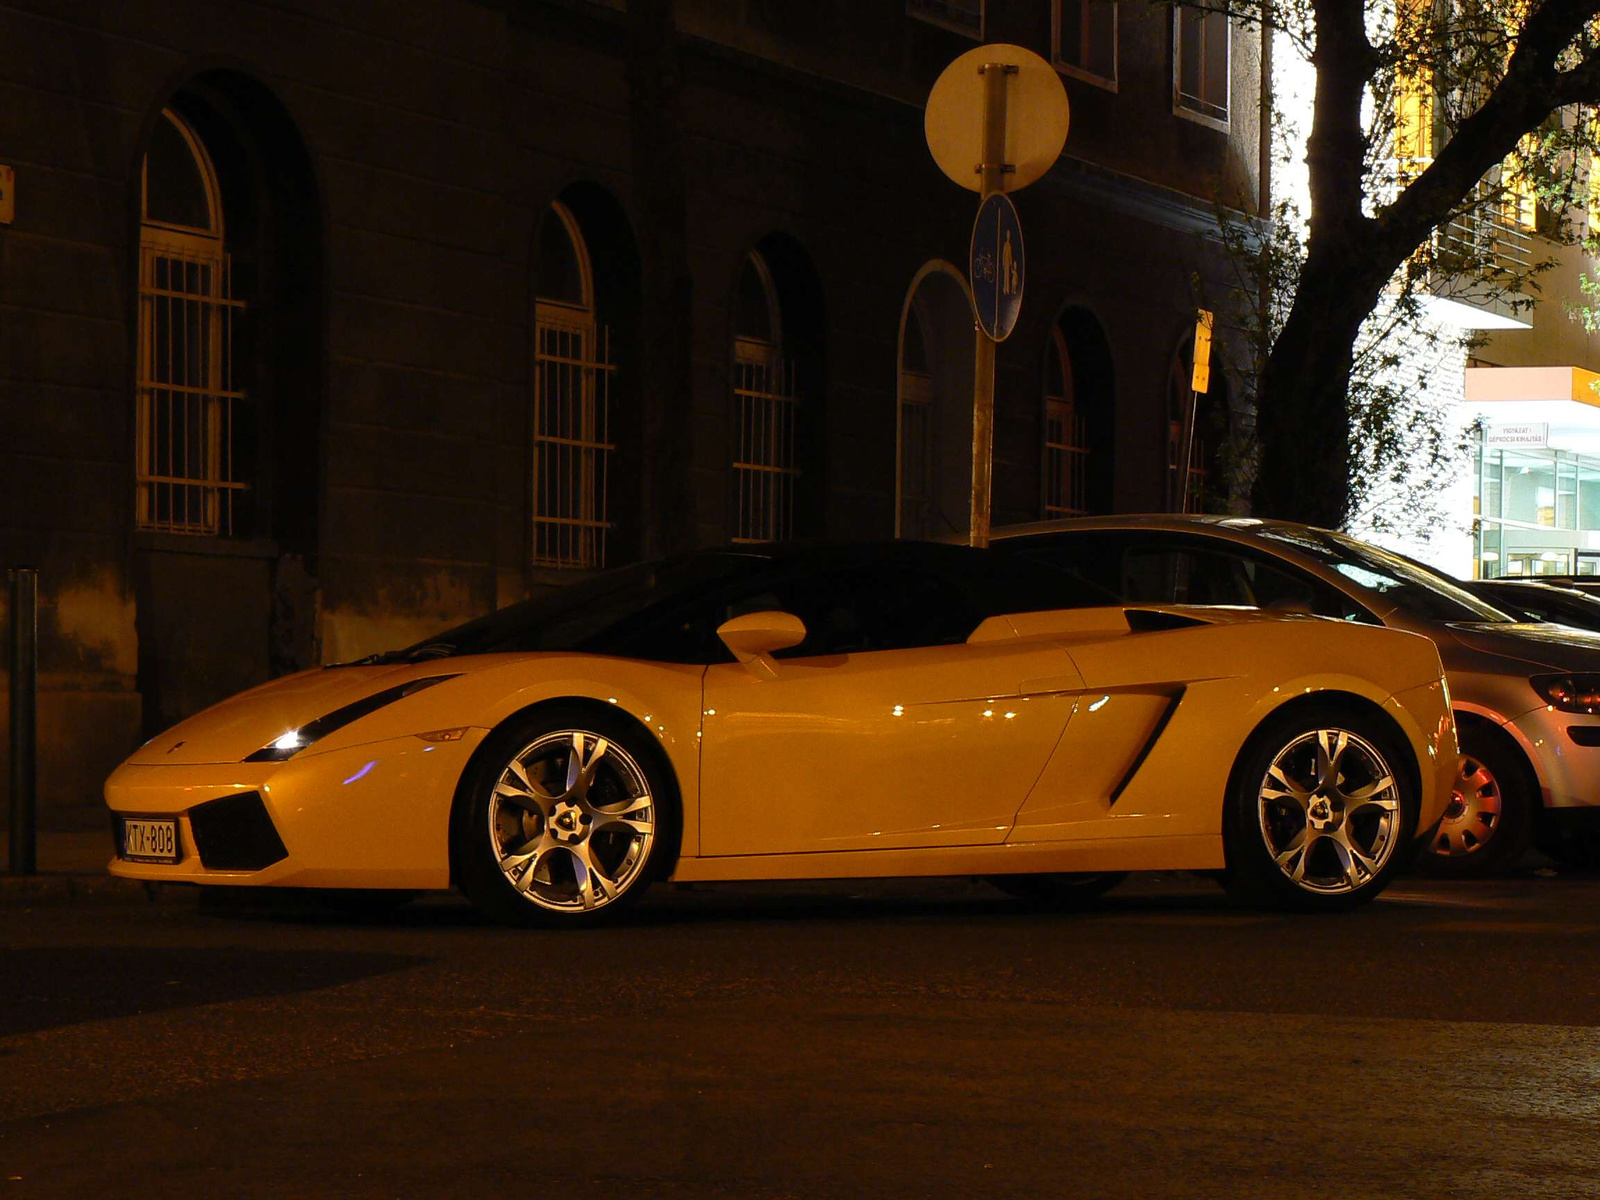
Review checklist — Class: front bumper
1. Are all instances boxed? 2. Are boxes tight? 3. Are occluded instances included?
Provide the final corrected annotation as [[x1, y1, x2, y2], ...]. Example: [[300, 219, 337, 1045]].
[[104, 728, 488, 889]]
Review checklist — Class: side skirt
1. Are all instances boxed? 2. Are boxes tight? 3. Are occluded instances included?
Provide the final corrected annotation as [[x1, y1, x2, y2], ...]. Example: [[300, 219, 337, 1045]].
[[667, 833, 1223, 883]]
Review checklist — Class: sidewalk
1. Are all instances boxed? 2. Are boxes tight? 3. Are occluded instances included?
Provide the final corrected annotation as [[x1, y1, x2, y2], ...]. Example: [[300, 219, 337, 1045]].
[[0, 828, 162, 904]]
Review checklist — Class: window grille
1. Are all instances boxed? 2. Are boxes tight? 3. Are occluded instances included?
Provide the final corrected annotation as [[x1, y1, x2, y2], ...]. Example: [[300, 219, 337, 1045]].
[[898, 368, 935, 538], [1043, 331, 1089, 519], [136, 110, 246, 536], [906, 0, 982, 38], [533, 307, 615, 569], [1043, 398, 1090, 518], [732, 343, 799, 543]]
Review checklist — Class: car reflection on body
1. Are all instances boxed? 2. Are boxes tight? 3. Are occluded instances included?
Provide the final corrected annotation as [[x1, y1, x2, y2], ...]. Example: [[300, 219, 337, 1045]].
[[107, 542, 1455, 923], [993, 515, 1600, 876]]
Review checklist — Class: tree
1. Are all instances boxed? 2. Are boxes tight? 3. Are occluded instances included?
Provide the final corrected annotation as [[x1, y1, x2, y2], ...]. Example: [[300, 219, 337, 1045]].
[[1215, 0, 1600, 528]]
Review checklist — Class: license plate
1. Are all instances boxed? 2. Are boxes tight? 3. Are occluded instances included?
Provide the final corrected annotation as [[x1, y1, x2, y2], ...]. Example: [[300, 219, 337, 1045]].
[[122, 818, 179, 863]]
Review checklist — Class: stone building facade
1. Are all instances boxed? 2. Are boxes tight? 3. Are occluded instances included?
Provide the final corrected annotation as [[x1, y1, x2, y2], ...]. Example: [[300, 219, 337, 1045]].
[[0, 0, 1263, 826]]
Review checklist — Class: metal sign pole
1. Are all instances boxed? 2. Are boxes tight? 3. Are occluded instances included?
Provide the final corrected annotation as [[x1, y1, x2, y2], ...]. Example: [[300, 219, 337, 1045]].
[[1178, 309, 1214, 515], [8, 567, 38, 875], [969, 61, 1013, 549]]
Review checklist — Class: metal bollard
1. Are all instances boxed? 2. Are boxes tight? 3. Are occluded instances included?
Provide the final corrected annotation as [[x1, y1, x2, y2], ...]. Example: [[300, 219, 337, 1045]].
[[8, 567, 37, 875]]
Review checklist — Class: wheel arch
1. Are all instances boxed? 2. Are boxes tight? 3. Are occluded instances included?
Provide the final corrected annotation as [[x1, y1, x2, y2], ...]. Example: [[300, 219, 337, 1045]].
[[446, 695, 687, 887], [1453, 709, 1542, 811]]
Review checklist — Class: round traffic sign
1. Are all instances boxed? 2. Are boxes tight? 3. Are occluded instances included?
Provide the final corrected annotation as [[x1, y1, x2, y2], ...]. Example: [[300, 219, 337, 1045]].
[[970, 192, 1023, 341], [925, 43, 1069, 194]]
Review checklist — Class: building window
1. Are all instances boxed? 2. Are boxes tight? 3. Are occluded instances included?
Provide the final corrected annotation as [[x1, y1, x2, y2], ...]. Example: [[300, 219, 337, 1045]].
[[533, 202, 615, 570], [731, 251, 799, 543], [1054, 0, 1117, 88], [898, 298, 936, 538], [1174, 5, 1229, 126], [136, 109, 246, 536], [907, 0, 982, 39], [1043, 328, 1090, 518]]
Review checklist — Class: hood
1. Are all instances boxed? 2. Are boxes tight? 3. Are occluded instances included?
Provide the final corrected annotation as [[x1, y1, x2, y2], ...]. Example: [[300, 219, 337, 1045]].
[[1443, 622, 1600, 674], [128, 662, 464, 766]]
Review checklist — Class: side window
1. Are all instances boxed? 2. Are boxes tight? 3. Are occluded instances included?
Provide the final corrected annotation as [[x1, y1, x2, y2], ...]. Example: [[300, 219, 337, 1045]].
[[711, 566, 981, 659], [1121, 545, 1253, 605], [1236, 556, 1378, 623]]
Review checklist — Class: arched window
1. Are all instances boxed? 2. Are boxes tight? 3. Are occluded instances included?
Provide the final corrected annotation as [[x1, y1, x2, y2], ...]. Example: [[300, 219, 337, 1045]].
[[136, 108, 244, 535], [1042, 327, 1090, 518], [1165, 336, 1230, 513], [897, 296, 935, 537], [896, 264, 974, 540], [731, 251, 798, 543], [533, 201, 615, 569]]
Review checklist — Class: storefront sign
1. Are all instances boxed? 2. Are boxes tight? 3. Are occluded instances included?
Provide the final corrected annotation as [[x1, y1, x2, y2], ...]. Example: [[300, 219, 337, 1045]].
[[1486, 422, 1549, 448]]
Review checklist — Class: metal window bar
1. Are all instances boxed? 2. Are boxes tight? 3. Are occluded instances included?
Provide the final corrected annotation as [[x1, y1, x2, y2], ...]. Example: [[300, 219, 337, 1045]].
[[731, 353, 800, 544], [533, 310, 615, 569], [135, 241, 247, 535], [898, 371, 934, 539], [1043, 397, 1089, 518], [1436, 181, 1536, 279]]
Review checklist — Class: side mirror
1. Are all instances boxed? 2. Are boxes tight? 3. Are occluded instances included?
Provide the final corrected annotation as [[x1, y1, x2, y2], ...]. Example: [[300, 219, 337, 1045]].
[[717, 610, 807, 680]]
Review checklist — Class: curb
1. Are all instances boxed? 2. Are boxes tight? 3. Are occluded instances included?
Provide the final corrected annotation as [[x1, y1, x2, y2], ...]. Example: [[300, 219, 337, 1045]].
[[0, 873, 186, 905]]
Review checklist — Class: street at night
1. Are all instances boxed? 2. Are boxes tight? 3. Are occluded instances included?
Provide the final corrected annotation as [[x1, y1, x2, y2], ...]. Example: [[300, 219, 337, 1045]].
[[3, 870, 1598, 1198]]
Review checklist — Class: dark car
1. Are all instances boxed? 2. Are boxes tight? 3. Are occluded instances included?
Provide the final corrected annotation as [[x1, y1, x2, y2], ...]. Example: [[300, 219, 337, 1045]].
[[1458, 579, 1600, 634]]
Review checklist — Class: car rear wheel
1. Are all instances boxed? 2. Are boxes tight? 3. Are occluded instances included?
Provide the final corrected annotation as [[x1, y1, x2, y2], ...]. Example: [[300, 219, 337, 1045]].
[[455, 709, 676, 927], [987, 872, 1127, 908], [1414, 725, 1531, 879], [1224, 706, 1416, 913]]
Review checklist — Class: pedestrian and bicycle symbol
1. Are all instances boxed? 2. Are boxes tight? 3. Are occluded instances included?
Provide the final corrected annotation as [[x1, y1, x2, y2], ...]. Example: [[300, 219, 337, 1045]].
[[970, 191, 1024, 342]]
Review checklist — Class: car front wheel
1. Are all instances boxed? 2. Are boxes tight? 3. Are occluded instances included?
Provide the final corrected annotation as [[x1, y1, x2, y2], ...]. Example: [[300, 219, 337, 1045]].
[[455, 709, 675, 926], [1225, 706, 1416, 912]]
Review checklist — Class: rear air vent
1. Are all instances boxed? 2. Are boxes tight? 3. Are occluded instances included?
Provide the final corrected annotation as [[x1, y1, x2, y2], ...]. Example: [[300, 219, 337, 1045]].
[[1123, 609, 1211, 633]]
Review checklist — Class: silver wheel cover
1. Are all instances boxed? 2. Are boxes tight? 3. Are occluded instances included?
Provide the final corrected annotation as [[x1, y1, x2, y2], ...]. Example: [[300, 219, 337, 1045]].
[[1431, 754, 1503, 859], [1257, 728, 1401, 895], [487, 730, 655, 913]]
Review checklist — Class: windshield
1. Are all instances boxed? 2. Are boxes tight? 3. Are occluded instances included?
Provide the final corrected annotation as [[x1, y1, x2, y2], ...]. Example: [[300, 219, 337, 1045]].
[[1256, 528, 1516, 623], [352, 552, 768, 664]]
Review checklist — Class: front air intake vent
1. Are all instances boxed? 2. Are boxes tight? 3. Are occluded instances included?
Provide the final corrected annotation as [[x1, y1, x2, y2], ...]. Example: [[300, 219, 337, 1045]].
[[188, 792, 289, 871]]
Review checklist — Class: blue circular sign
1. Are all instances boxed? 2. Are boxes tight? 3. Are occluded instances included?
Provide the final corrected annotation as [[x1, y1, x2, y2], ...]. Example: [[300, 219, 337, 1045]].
[[969, 193, 1024, 342]]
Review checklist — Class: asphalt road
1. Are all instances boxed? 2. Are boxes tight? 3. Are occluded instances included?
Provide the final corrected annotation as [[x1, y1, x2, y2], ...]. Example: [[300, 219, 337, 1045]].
[[3, 871, 1599, 1199]]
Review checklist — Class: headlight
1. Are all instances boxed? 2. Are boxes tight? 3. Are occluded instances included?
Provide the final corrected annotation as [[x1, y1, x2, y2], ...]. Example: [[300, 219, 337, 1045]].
[[1530, 673, 1600, 715], [245, 675, 458, 762]]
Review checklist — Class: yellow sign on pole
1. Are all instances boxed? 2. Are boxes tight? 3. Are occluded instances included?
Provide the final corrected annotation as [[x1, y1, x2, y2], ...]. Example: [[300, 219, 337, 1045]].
[[1191, 308, 1214, 394]]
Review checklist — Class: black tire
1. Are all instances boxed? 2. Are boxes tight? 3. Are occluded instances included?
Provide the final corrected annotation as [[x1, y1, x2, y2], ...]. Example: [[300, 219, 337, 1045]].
[[1224, 703, 1418, 913], [987, 872, 1127, 908], [1413, 722, 1532, 879], [1533, 813, 1600, 871], [453, 706, 678, 927]]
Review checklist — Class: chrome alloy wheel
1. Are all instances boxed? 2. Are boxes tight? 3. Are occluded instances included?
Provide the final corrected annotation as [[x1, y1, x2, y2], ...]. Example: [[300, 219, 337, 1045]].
[[1257, 728, 1402, 895], [487, 730, 655, 913], [1433, 754, 1503, 859]]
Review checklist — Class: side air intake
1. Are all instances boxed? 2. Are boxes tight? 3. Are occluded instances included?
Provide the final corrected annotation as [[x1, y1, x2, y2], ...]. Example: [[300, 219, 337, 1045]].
[[1123, 609, 1213, 633]]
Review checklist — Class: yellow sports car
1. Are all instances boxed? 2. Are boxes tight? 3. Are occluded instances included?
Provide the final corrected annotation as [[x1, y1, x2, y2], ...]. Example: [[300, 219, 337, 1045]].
[[106, 543, 1456, 923]]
